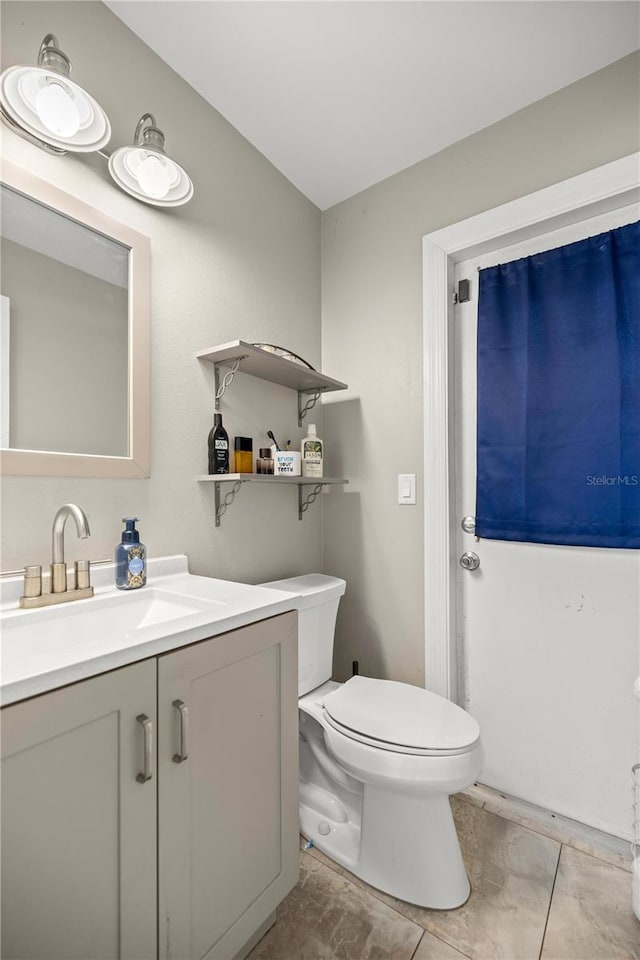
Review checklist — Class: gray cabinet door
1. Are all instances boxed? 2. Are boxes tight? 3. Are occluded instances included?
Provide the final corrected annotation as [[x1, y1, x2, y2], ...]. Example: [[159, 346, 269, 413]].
[[158, 612, 299, 960], [1, 660, 157, 960]]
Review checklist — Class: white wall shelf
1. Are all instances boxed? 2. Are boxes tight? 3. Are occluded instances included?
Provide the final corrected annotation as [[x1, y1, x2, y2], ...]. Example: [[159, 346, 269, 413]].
[[196, 340, 349, 524], [197, 340, 348, 425], [197, 474, 348, 526]]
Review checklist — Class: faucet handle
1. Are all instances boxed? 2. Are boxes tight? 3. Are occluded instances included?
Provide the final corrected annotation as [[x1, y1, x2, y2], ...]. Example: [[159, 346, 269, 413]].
[[74, 559, 91, 591], [23, 565, 42, 599]]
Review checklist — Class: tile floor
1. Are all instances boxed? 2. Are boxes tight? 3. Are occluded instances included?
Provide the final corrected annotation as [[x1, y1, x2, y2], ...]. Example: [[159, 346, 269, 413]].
[[248, 794, 639, 960]]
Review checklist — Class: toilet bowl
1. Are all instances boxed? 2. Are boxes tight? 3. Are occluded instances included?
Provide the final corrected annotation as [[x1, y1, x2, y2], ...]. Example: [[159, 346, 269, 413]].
[[260, 574, 483, 909]]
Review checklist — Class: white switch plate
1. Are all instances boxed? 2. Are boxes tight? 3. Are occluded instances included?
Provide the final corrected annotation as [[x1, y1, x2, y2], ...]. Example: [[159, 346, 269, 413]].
[[398, 473, 416, 505]]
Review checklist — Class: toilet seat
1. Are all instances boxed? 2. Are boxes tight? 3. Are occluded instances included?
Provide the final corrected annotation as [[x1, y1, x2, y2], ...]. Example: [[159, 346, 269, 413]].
[[322, 676, 480, 756]]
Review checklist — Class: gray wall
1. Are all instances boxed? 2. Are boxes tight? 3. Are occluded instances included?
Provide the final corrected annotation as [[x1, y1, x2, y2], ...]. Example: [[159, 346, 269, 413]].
[[1, 1, 322, 579], [321, 52, 640, 686]]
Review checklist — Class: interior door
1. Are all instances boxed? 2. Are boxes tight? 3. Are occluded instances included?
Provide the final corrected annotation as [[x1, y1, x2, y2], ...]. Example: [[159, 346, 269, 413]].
[[454, 203, 640, 839]]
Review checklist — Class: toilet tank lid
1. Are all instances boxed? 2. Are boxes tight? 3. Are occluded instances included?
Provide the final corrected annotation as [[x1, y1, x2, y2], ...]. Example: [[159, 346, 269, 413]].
[[260, 574, 346, 609]]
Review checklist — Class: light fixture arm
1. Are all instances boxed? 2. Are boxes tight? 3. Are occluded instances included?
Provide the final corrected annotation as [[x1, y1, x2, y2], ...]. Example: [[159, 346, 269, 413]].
[[134, 113, 156, 143], [37, 34, 71, 78], [96, 113, 169, 164], [38, 34, 60, 59], [134, 113, 166, 154]]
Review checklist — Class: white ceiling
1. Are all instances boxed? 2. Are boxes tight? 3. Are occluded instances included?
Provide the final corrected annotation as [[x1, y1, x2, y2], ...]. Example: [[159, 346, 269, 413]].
[[107, 1, 640, 210]]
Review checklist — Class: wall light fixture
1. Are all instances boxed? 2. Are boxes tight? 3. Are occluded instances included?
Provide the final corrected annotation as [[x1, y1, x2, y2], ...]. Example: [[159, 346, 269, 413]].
[[108, 113, 194, 207], [0, 34, 111, 154], [1, 35, 194, 207]]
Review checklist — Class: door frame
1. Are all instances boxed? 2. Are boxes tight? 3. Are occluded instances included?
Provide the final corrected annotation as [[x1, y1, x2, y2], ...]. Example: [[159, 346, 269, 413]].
[[421, 152, 640, 701]]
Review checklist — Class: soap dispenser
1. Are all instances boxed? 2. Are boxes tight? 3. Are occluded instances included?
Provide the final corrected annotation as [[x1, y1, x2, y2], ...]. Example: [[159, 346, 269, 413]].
[[115, 518, 146, 590]]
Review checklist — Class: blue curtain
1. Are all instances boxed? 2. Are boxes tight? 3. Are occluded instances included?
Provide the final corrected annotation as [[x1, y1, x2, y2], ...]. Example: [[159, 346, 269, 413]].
[[476, 220, 640, 549]]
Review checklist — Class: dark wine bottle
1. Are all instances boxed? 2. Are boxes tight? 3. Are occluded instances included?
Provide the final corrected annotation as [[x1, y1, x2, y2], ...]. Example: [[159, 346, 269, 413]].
[[208, 413, 229, 474]]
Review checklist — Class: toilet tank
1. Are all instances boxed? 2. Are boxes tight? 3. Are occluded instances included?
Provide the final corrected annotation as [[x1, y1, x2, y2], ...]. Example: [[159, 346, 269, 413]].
[[259, 574, 346, 696]]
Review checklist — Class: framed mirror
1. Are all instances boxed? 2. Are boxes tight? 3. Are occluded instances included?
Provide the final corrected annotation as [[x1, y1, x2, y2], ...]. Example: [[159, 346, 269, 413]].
[[0, 162, 150, 478]]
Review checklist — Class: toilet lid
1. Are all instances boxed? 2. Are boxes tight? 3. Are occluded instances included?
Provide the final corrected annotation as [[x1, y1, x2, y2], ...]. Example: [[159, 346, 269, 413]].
[[322, 676, 480, 753]]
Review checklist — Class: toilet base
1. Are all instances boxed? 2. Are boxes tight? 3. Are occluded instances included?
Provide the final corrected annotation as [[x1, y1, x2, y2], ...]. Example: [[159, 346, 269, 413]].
[[300, 782, 471, 910]]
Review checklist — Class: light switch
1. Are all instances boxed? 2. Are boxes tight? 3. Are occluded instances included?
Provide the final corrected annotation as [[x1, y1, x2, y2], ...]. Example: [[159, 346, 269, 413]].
[[398, 473, 416, 505]]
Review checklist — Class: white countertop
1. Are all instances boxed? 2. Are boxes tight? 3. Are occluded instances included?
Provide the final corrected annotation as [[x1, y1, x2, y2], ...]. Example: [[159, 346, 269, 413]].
[[0, 555, 300, 706]]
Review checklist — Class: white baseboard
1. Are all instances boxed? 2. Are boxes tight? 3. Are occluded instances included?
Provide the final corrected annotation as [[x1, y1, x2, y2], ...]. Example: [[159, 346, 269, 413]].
[[461, 782, 632, 873]]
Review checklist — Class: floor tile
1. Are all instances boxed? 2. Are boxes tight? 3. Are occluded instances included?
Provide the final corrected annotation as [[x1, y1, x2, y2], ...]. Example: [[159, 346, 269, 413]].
[[412, 930, 470, 959], [307, 799, 560, 960], [478, 786, 632, 873], [247, 851, 423, 960], [400, 801, 560, 960], [541, 845, 640, 959]]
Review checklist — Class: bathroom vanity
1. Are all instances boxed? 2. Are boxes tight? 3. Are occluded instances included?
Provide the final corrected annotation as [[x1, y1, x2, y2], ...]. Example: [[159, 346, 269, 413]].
[[0, 557, 300, 960]]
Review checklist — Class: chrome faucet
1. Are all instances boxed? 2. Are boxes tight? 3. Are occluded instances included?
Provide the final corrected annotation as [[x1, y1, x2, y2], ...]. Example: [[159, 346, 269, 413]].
[[20, 503, 94, 608]]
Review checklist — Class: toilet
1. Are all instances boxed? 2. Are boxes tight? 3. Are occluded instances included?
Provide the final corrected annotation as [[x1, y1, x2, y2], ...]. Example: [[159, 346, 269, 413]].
[[261, 573, 483, 910]]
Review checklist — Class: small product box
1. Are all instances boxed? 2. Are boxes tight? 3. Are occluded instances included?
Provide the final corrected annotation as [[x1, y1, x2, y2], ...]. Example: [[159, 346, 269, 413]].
[[274, 451, 301, 476], [234, 437, 253, 473]]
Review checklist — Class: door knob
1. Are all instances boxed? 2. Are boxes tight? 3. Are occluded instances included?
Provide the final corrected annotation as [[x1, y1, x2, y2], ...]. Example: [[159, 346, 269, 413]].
[[459, 552, 480, 571], [461, 516, 476, 534]]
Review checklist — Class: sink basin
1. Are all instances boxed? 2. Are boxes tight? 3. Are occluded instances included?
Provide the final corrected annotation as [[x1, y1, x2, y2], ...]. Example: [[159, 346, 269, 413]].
[[0, 555, 300, 706], [125, 589, 219, 629], [1, 587, 220, 691], [4, 587, 217, 652]]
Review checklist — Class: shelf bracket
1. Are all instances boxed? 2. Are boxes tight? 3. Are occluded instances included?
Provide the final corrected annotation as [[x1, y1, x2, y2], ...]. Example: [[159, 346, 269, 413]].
[[214, 357, 244, 409], [298, 390, 321, 426], [214, 479, 244, 526], [298, 483, 325, 520]]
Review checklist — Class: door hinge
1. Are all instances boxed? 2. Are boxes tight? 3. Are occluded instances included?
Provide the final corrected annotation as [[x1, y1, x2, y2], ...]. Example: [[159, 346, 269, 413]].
[[453, 278, 471, 304]]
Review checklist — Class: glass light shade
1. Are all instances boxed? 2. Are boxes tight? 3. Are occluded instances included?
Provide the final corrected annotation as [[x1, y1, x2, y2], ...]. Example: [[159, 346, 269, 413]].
[[109, 144, 193, 207], [0, 64, 110, 152], [35, 81, 80, 138], [136, 154, 171, 199]]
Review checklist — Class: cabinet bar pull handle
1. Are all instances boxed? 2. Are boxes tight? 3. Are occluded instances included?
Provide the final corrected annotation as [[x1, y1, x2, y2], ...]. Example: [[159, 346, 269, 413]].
[[172, 699, 189, 763], [136, 714, 153, 783]]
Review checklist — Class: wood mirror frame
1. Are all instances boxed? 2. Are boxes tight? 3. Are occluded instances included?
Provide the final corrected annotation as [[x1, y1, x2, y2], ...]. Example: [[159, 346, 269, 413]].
[[1, 161, 150, 479]]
